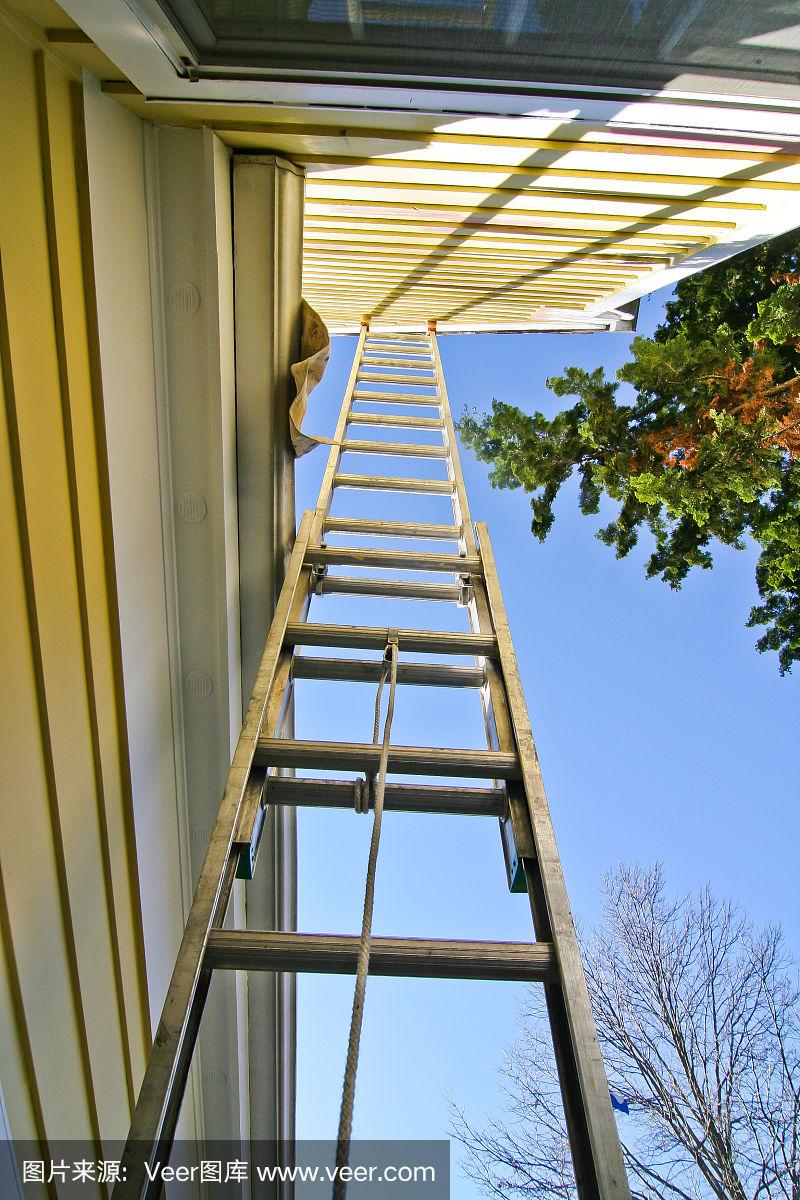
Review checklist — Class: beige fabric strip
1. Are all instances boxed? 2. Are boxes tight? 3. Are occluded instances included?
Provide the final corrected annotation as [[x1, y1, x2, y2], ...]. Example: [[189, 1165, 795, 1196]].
[[289, 299, 334, 457]]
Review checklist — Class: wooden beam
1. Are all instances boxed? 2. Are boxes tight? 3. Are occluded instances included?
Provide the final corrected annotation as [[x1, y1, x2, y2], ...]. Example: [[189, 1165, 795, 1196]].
[[257, 776, 505, 816], [205, 931, 555, 981], [284, 622, 496, 656], [306, 545, 479, 572], [255, 738, 520, 778], [319, 575, 463, 602], [306, 174, 764, 210], [333, 473, 453, 494], [292, 656, 485, 687]]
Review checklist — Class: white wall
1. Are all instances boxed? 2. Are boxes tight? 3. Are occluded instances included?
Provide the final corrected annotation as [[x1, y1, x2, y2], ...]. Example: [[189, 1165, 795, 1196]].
[[145, 123, 248, 1148], [233, 156, 305, 1157], [82, 72, 202, 1144]]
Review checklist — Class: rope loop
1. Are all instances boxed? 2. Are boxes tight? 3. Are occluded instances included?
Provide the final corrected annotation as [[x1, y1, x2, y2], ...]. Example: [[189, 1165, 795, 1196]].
[[353, 776, 372, 814]]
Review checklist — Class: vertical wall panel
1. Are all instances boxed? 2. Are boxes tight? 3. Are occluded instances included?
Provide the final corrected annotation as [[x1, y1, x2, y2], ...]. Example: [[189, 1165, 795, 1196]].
[[81, 74, 205, 1147], [44, 59, 150, 1100], [146, 124, 246, 1148], [0, 14, 148, 1150], [81, 70, 189, 1056], [233, 153, 304, 1153], [0, 259, 94, 1142]]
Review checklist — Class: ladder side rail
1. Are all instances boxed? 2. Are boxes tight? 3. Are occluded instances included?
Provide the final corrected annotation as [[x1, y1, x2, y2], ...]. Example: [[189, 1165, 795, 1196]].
[[429, 322, 524, 906], [311, 322, 368, 546], [233, 647, 298, 851], [430, 326, 629, 1200], [431, 328, 577, 1185], [115, 511, 316, 1200], [468, 577, 609, 1197], [429, 328, 476, 559], [476, 521, 631, 1200], [525, 856, 608, 1200]]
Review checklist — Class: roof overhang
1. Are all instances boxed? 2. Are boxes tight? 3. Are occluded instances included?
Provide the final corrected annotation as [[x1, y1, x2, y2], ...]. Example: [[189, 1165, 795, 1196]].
[[52, 0, 800, 332]]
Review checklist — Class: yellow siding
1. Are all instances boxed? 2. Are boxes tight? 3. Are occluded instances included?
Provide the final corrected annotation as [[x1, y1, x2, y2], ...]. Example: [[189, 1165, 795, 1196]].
[[0, 15, 149, 1149]]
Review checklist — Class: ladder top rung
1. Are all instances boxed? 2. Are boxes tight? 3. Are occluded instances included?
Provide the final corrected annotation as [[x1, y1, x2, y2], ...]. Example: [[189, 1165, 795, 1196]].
[[255, 738, 520, 779], [323, 516, 461, 540], [284, 623, 497, 656], [205, 930, 555, 981], [256, 776, 506, 817], [307, 546, 480, 574], [341, 439, 448, 459], [334, 473, 453, 494], [292, 655, 486, 688]]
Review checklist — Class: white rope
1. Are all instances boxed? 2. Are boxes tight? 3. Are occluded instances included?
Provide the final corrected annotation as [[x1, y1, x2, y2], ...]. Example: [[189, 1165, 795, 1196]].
[[334, 634, 399, 1200]]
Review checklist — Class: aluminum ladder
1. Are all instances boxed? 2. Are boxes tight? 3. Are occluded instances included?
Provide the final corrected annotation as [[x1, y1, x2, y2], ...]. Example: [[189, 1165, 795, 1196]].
[[116, 320, 631, 1200]]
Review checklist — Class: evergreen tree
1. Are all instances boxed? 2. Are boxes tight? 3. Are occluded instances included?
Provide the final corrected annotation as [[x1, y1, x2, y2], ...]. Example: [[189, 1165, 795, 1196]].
[[458, 232, 800, 673]]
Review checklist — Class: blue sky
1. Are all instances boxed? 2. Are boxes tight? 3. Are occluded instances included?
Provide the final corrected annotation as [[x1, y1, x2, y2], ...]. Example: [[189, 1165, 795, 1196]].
[[291, 289, 799, 1196]]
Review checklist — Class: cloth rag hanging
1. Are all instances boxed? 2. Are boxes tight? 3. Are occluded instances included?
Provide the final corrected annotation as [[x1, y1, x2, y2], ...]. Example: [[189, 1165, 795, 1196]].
[[289, 299, 334, 457]]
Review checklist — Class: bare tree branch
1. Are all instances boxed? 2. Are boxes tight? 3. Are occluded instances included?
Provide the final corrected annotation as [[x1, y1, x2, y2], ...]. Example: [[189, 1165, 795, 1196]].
[[452, 864, 800, 1200]]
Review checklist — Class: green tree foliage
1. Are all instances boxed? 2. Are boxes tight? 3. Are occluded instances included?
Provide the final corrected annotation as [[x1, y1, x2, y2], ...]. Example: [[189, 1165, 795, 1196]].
[[458, 232, 800, 673]]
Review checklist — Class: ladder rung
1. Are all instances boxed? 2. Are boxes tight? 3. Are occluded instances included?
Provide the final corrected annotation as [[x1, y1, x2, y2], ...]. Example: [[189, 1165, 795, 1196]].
[[284, 623, 497, 656], [323, 517, 461, 540], [307, 546, 479, 574], [292, 656, 485, 687], [347, 412, 442, 430], [341, 439, 448, 459], [362, 356, 434, 368], [255, 738, 520, 779], [320, 576, 462, 602], [366, 338, 428, 348], [362, 354, 430, 364], [334, 473, 453, 495], [353, 391, 440, 407], [259, 777, 505, 816], [363, 354, 430, 365], [358, 372, 437, 386], [365, 343, 428, 351], [205, 931, 555, 981]]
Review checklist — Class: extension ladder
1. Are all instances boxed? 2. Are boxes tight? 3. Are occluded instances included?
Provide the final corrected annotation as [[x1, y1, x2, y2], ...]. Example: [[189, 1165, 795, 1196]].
[[116, 322, 631, 1200]]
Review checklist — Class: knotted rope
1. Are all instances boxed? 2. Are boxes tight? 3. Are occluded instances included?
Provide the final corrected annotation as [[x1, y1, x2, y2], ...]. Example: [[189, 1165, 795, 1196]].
[[334, 633, 399, 1199]]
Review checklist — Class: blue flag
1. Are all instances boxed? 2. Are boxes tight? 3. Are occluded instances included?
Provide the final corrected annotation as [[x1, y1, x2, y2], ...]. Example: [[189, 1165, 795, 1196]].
[[610, 1092, 630, 1114]]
